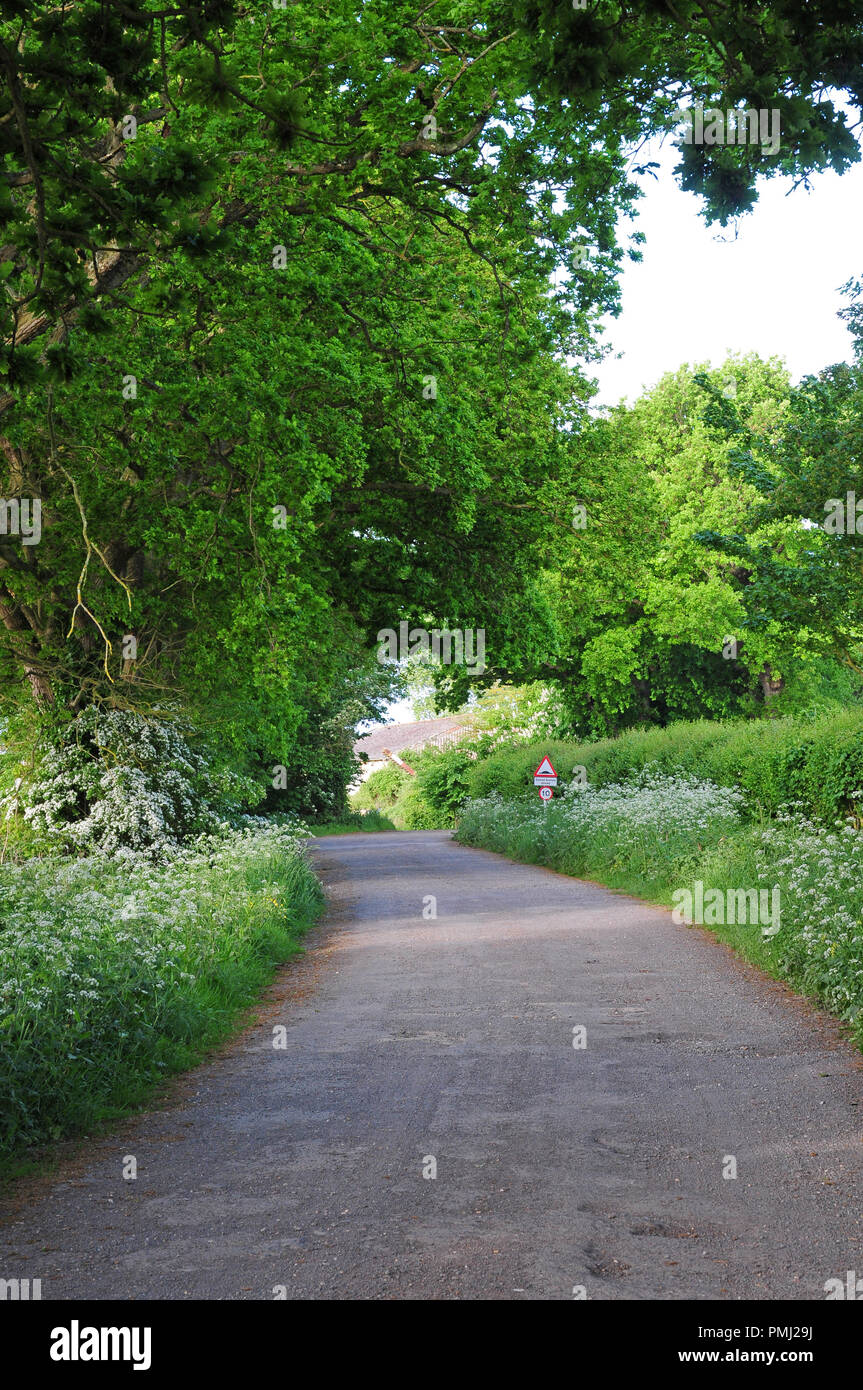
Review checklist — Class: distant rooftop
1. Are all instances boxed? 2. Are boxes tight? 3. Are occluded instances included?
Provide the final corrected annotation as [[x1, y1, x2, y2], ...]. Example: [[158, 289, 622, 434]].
[[354, 715, 474, 762]]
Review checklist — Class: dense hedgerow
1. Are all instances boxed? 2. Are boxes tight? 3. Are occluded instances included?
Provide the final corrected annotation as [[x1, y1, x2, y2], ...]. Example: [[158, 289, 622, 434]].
[[464, 711, 863, 824], [349, 711, 863, 829], [351, 747, 473, 829], [0, 819, 321, 1167]]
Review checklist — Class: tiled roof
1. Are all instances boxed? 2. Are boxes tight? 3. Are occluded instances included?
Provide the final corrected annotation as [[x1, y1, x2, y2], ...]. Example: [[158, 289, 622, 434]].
[[354, 715, 473, 760]]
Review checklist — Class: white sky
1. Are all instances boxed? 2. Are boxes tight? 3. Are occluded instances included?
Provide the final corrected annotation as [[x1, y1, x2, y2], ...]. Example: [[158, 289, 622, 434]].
[[590, 133, 863, 407]]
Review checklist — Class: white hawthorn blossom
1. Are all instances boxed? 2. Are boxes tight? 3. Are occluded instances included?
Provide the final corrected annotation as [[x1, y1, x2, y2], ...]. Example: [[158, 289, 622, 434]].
[[1, 708, 264, 857]]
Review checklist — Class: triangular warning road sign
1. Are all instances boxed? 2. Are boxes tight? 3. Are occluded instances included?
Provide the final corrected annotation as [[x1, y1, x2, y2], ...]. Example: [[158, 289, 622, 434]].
[[534, 756, 556, 778]]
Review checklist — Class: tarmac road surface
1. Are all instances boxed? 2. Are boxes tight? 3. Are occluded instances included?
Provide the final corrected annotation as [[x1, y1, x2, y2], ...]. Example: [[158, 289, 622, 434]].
[[2, 829, 862, 1300]]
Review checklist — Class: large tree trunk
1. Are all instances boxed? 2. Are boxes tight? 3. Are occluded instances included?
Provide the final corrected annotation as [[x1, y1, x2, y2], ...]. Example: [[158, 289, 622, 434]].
[[757, 663, 784, 702], [0, 600, 54, 706]]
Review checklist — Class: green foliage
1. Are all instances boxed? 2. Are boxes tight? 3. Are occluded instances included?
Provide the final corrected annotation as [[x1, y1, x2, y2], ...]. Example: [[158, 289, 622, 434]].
[[0, 5, 604, 813], [457, 771, 744, 892], [0, 707, 264, 858], [352, 764, 407, 811], [394, 780, 447, 831], [4, 0, 861, 409], [465, 710, 863, 824], [5, 2, 863, 768], [414, 748, 476, 820], [697, 815, 863, 1035], [468, 738, 607, 801], [0, 821, 322, 1167], [506, 0, 863, 225], [694, 300, 863, 679], [2, 5, 613, 777], [311, 810, 396, 835], [350, 754, 461, 829], [513, 354, 851, 737]]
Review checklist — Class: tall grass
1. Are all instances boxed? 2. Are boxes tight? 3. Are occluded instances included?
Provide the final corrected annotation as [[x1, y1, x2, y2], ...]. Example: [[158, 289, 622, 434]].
[[0, 820, 322, 1170], [312, 809, 396, 835], [457, 772, 746, 898]]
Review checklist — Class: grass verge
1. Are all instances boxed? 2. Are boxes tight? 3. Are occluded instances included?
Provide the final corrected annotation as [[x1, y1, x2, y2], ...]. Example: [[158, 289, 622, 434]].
[[312, 809, 397, 835], [0, 820, 323, 1177], [456, 774, 863, 1048]]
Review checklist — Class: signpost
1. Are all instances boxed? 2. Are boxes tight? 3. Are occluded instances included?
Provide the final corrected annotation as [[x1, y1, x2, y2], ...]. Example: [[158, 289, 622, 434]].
[[534, 756, 558, 802]]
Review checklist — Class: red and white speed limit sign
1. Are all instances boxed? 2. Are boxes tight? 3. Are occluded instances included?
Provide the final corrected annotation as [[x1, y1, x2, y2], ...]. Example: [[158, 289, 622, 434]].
[[538, 785, 553, 801]]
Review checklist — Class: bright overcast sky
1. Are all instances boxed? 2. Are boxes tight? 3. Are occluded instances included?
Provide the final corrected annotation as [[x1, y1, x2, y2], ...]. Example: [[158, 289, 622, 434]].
[[590, 132, 863, 408]]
